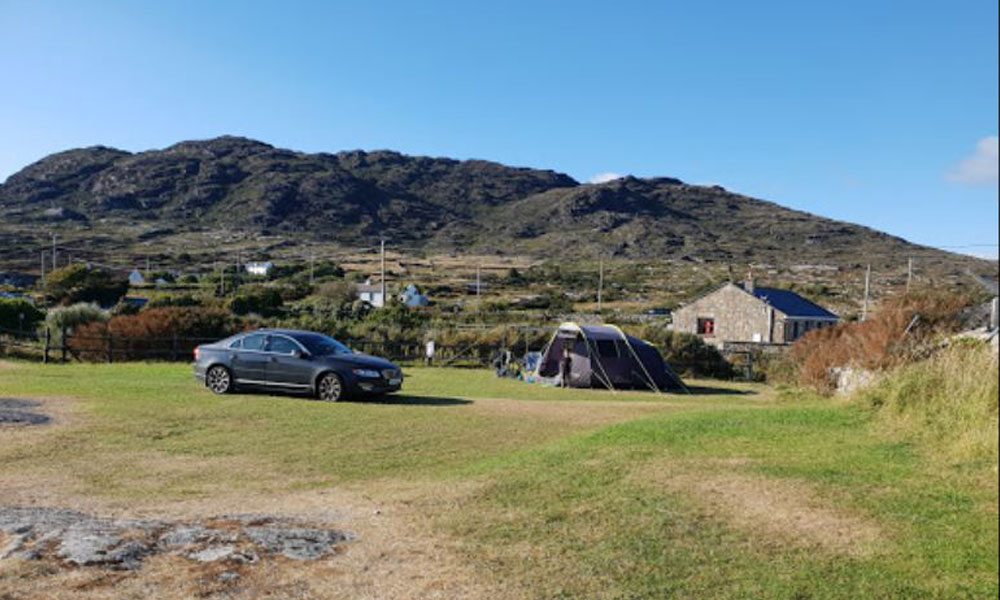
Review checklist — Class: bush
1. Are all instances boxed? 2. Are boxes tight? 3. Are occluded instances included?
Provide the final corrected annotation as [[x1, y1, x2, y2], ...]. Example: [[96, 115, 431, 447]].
[[41, 303, 109, 348], [43, 265, 129, 307], [788, 291, 967, 392], [145, 293, 206, 309], [227, 285, 285, 316], [70, 306, 240, 361], [0, 298, 44, 334], [315, 281, 358, 308]]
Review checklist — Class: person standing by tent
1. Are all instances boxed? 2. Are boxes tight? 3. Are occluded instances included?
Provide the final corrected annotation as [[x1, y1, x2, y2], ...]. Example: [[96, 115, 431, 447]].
[[557, 347, 573, 387]]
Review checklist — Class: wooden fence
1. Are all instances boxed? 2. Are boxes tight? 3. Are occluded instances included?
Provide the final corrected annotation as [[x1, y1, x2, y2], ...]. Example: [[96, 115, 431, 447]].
[[0, 325, 532, 368]]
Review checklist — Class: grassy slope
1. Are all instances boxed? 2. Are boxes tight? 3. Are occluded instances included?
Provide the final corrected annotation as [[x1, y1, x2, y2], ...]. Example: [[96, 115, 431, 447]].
[[0, 362, 996, 598]]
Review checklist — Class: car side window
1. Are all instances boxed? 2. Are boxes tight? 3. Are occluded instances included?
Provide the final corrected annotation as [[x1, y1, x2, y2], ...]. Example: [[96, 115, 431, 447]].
[[229, 338, 242, 349], [265, 336, 298, 355], [241, 334, 267, 351]]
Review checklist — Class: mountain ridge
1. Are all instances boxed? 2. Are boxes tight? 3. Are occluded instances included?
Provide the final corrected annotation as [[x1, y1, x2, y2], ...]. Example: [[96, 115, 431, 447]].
[[0, 136, 990, 271]]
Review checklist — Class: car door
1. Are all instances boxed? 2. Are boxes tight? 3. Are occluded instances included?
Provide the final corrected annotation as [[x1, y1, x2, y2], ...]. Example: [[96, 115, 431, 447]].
[[263, 335, 314, 389], [231, 333, 269, 383]]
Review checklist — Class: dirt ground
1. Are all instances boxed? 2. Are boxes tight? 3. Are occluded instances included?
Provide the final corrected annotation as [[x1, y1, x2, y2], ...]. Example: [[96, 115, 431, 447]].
[[0, 392, 684, 600]]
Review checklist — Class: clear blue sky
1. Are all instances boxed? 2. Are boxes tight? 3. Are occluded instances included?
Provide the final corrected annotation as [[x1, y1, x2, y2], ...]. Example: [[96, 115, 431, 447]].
[[2, 0, 997, 257]]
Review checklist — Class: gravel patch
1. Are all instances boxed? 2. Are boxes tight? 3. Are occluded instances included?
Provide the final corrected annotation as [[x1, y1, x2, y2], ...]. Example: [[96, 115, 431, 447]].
[[0, 506, 354, 571]]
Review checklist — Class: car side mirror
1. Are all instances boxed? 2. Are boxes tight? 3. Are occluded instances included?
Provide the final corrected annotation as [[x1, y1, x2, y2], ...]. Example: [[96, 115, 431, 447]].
[[293, 349, 309, 359]]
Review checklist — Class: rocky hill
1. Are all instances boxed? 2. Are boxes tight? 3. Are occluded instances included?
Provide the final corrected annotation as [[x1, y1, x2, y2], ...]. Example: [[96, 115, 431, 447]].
[[0, 136, 990, 272]]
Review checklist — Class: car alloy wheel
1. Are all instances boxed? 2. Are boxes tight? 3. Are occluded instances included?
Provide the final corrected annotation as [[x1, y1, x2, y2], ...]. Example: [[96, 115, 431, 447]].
[[206, 365, 232, 394], [318, 373, 343, 402]]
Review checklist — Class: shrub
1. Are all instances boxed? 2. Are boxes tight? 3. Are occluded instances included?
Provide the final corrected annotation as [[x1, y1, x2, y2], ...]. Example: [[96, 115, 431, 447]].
[[315, 281, 358, 308], [788, 291, 968, 392], [43, 264, 129, 307], [41, 303, 109, 348], [70, 306, 239, 361], [0, 298, 44, 334], [227, 285, 285, 316], [146, 293, 204, 309]]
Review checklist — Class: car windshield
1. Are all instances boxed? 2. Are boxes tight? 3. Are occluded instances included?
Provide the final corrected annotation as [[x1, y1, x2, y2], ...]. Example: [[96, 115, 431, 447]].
[[291, 332, 353, 356]]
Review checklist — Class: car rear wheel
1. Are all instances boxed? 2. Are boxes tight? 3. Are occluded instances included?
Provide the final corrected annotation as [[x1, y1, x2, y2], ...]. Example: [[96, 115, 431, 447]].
[[317, 373, 344, 402], [206, 365, 233, 394]]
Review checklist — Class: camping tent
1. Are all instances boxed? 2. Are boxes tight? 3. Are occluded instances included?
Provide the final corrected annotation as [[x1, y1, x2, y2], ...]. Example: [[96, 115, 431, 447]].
[[534, 322, 687, 392]]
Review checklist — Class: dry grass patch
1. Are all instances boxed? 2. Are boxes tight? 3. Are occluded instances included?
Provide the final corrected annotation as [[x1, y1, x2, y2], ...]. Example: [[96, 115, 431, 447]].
[[467, 397, 676, 428], [640, 461, 883, 557]]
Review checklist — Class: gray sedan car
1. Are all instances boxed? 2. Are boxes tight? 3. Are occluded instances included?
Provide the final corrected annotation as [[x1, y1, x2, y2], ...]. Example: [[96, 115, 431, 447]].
[[193, 329, 403, 401]]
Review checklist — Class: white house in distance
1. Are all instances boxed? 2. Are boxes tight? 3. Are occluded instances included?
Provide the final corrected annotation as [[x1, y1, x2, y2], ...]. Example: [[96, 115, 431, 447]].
[[357, 280, 386, 307], [128, 269, 145, 286], [245, 261, 274, 277]]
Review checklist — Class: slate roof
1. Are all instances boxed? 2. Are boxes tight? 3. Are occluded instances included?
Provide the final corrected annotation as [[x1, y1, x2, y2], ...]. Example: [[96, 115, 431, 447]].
[[745, 286, 839, 319]]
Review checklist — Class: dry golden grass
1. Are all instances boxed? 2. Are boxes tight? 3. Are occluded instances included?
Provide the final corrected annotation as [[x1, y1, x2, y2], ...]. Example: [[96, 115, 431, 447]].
[[637, 461, 884, 557]]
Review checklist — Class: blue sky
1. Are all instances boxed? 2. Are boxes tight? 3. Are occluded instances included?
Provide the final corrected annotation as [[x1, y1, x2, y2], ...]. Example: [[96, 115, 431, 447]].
[[1, 0, 997, 257]]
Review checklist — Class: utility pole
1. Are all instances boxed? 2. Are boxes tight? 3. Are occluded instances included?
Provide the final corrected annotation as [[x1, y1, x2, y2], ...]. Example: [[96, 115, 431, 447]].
[[597, 257, 604, 313], [379, 238, 386, 308], [862, 264, 871, 321], [40, 251, 46, 280], [51, 234, 57, 271], [906, 257, 913, 294]]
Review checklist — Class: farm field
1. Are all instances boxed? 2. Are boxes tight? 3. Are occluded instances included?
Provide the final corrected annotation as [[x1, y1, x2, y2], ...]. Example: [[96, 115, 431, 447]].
[[0, 362, 996, 599]]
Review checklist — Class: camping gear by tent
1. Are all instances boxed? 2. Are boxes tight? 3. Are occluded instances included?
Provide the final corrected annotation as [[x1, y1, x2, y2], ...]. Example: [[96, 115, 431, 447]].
[[534, 322, 687, 392]]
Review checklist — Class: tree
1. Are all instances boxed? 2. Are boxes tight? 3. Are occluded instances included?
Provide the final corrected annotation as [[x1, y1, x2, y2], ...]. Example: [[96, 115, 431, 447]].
[[43, 265, 129, 307]]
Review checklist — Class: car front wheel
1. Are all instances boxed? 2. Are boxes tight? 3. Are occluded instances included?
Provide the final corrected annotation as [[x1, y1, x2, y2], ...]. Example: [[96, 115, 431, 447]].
[[317, 373, 344, 402], [206, 365, 233, 394]]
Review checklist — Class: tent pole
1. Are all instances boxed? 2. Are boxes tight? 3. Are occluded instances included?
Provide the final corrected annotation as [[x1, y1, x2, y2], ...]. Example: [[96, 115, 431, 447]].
[[582, 332, 616, 393]]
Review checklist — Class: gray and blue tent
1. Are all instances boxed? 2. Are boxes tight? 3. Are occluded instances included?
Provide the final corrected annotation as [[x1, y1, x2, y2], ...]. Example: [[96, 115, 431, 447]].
[[534, 322, 687, 392]]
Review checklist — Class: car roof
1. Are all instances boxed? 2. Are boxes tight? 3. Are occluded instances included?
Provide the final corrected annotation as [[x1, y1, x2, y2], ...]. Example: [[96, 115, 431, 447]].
[[245, 328, 335, 339]]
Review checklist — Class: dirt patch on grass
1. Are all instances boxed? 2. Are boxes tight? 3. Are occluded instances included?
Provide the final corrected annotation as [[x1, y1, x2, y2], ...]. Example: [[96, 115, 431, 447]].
[[0, 480, 506, 600], [641, 464, 883, 556], [468, 397, 676, 428]]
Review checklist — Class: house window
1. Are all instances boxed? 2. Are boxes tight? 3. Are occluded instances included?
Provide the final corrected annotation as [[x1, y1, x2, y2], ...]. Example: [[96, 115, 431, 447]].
[[697, 318, 715, 336]]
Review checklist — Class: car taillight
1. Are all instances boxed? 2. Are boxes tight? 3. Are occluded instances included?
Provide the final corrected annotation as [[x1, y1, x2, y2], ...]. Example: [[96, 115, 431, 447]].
[[194, 347, 200, 360]]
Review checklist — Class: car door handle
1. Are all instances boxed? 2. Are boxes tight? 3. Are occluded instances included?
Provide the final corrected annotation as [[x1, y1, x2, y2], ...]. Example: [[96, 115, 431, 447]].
[[269, 356, 279, 362]]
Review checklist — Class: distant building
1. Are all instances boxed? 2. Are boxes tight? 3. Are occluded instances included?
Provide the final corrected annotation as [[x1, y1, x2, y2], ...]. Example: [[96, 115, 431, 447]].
[[400, 284, 431, 307], [128, 269, 145, 286], [671, 276, 839, 345], [357, 280, 386, 307], [245, 261, 274, 277]]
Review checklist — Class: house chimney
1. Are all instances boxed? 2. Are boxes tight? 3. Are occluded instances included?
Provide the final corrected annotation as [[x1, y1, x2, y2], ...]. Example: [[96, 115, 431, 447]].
[[745, 266, 755, 294]]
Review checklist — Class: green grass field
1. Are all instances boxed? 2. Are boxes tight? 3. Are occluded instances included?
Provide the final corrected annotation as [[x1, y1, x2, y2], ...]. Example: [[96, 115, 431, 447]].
[[0, 361, 996, 599]]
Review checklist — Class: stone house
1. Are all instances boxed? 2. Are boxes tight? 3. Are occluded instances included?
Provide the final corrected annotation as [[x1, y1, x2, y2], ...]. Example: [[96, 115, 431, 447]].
[[671, 278, 839, 345]]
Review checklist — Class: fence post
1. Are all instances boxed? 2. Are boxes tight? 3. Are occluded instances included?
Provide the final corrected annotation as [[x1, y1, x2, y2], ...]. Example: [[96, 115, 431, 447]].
[[43, 327, 51, 364], [61, 325, 68, 363], [106, 333, 114, 364]]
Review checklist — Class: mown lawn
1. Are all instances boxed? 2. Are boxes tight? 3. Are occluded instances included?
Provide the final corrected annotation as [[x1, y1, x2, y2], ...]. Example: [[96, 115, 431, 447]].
[[0, 361, 996, 599]]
